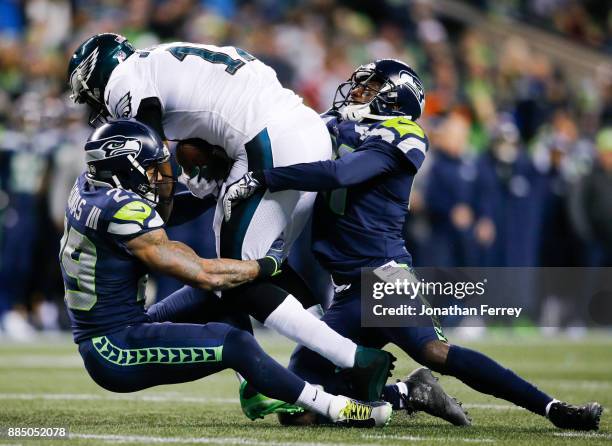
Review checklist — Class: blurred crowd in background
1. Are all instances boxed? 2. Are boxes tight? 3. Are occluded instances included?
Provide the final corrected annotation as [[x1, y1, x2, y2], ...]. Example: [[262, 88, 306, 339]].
[[0, 0, 611, 340]]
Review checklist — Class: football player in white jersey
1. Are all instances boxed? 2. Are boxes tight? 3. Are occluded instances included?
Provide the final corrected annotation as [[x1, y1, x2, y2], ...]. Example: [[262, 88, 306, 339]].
[[67, 33, 396, 412]]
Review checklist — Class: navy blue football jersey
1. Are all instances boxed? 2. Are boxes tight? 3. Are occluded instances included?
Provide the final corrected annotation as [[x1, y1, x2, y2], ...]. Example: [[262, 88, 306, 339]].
[[262, 112, 428, 278], [59, 174, 165, 342]]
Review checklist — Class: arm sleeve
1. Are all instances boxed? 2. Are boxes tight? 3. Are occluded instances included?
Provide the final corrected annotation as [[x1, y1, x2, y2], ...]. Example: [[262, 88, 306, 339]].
[[263, 141, 405, 192]]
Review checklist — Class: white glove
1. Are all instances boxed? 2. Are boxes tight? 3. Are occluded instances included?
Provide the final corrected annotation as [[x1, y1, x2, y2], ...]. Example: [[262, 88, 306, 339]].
[[178, 167, 222, 199], [222, 171, 262, 222]]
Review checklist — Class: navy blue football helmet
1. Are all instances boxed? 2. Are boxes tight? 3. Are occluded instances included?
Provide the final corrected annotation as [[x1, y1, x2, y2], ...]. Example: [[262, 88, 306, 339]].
[[68, 33, 135, 126], [333, 59, 425, 122], [85, 119, 174, 206]]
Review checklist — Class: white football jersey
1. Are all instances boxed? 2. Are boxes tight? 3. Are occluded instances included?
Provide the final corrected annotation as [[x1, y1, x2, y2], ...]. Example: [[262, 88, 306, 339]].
[[105, 42, 303, 158]]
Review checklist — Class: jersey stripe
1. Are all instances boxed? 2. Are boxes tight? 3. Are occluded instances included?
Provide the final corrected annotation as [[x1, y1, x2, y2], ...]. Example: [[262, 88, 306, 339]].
[[397, 137, 427, 156], [107, 222, 143, 236], [85, 206, 102, 230]]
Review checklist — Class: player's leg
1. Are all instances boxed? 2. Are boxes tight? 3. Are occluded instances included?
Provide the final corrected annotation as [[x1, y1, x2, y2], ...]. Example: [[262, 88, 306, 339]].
[[146, 284, 253, 333], [269, 261, 322, 315], [417, 339, 602, 430], [376, 324, 470, 426], [77, 322, 391, 426], [280, 287, 467, 426]]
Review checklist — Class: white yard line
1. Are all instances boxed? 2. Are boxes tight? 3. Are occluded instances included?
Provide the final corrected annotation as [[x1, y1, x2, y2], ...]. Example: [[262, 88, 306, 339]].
[[362, 434, 495, 443], [553, 432, 612, 440], [463, 403, 522, 411], [0, 393, 238, 404], [70, 433, 384, 446]]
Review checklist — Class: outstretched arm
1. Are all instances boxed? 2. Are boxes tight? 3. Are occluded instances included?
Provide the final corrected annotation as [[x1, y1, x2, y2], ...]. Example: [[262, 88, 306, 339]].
[[261, 144, 404, 192], [126, 228, 263, 290], [222, 143, 411, 221]]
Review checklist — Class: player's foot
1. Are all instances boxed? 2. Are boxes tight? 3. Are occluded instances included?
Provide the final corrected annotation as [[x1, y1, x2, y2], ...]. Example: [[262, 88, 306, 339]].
[[239, 381, 304, 421], [340, 346, 396, 401], [329, 396, 392, 428], [400, 367, 471, 426], [548, 401, 603, 431]]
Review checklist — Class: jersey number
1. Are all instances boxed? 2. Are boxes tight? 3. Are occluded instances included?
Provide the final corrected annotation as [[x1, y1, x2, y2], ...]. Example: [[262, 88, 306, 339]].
[[60, 226, 98, 311], [167, 46, 256, 75]]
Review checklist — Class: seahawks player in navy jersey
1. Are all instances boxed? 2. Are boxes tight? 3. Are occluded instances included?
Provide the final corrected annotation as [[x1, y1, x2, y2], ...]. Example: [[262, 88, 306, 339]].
[[223, 60, 603, 430], [59, 118, 394, 427]]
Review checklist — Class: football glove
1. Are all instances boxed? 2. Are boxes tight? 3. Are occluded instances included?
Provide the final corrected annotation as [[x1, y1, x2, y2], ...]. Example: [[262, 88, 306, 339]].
[[222, 171, 262, 222], [179, 166, 222, 199]]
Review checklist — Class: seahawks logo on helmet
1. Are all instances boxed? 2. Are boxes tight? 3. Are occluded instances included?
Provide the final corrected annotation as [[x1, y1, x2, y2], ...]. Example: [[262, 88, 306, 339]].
[[398, 70, 424, 103], [85, 135, 142, 162]]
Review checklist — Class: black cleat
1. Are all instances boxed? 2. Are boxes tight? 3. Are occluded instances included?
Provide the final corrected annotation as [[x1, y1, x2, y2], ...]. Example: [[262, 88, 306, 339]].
[[338, 347, 396, 401], [548, 401, 603, 431], [400, 367, 471, 426]]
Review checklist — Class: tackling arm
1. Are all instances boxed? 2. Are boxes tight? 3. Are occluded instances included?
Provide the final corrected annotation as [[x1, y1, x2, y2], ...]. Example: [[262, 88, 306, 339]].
[[126, 228, 261, 290], [260, 144, 404, 192]]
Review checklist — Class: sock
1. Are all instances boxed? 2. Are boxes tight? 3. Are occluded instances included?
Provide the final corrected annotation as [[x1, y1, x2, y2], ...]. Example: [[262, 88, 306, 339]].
[[446, 345, 553, 416], [306, 304, 324, 319], [382, 382, 409, 410], [264, 294, 357, 368], [545, 399, 560, 417], [296, 382, 334, 417]]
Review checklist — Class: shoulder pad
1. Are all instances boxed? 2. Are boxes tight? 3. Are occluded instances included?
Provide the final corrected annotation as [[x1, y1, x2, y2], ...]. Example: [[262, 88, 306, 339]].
[[105, 197, 164, 236], [379, 117, 425, 139], [362, 118, 428, 170]]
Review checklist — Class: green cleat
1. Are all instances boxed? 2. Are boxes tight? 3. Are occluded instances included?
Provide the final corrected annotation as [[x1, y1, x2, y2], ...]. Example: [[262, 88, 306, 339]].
[[337, 346, 396, 401], [239, 381, 304, 421]]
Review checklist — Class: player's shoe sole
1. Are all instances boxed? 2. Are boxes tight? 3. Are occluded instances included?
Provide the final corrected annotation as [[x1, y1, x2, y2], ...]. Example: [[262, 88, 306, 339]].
[[339, 346, 396, 401], [401, 367, 471, 426], [239, 381, 304, 421], [330, 397, 392, 428], [548, 401, 603, 431]]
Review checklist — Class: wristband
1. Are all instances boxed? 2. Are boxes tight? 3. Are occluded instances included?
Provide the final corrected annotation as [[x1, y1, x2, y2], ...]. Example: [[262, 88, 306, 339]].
[[256, 256, 280, 277]]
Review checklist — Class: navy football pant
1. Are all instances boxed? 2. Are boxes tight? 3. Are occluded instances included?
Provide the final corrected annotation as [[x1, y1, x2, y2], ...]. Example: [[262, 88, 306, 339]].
[[147, 285, 253, 333], [78, 322, 305, 404], [288, 285, 442, 396]]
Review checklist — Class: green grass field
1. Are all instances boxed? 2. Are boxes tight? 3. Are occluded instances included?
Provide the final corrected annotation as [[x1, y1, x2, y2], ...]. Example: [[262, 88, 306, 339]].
[[0, 330, 610, 445]]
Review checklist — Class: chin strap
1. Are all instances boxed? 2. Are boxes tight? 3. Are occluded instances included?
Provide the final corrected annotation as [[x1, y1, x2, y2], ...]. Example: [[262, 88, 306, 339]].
[[339, 104, 373, 122], [339, 104, 410, 122]]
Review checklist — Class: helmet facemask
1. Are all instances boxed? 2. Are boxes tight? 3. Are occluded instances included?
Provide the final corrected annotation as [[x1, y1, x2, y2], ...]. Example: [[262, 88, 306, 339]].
[[333, 66, 380, 110], [118, 154, 175, 208], [333, 67, 404, 122], [143, 160, 176, 207]]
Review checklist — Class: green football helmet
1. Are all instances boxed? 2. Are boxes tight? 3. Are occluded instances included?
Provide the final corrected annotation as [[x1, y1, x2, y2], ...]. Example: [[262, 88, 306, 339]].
[[67, 33, 135, 125]]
